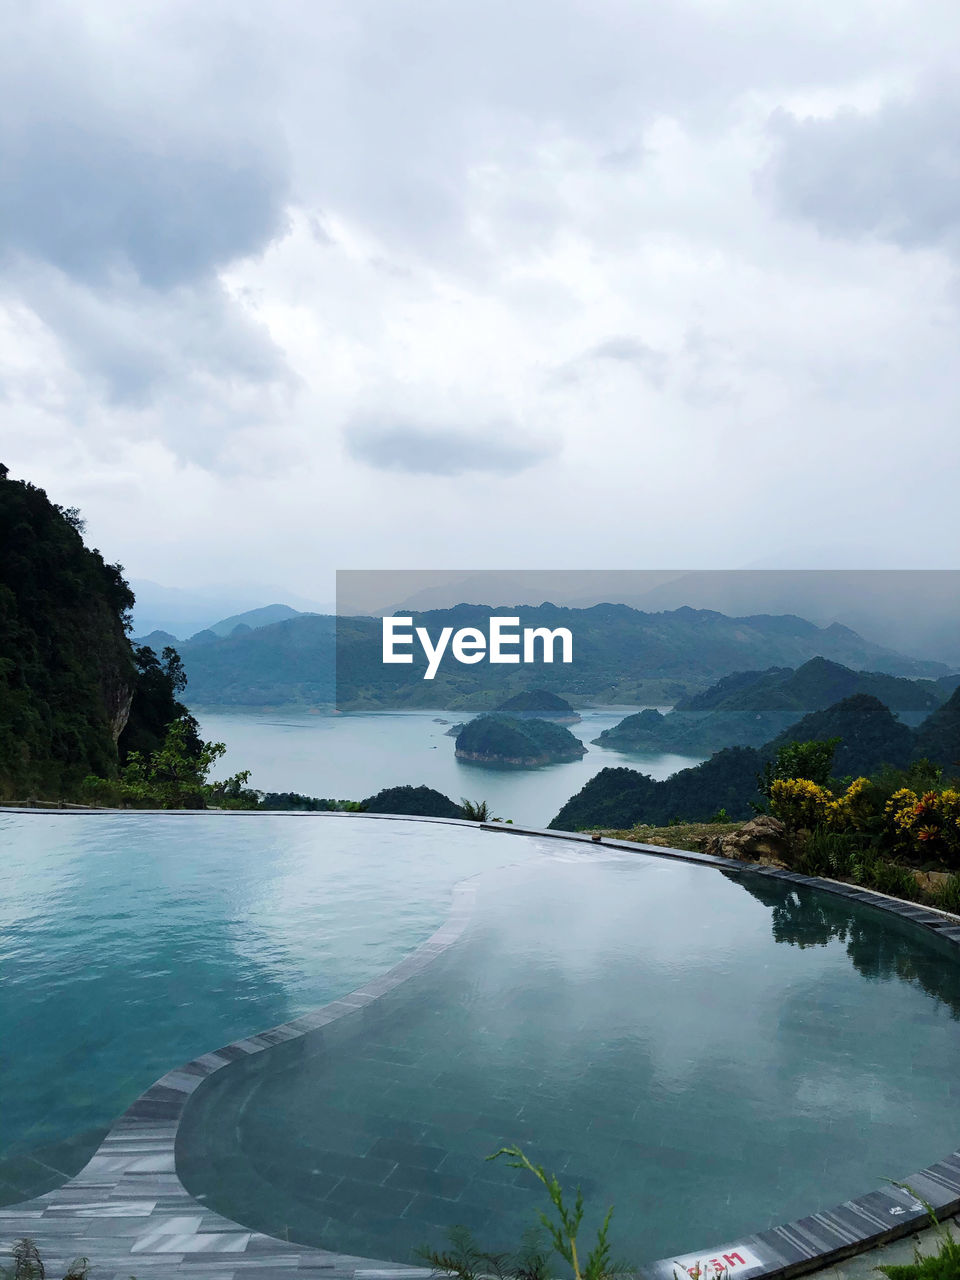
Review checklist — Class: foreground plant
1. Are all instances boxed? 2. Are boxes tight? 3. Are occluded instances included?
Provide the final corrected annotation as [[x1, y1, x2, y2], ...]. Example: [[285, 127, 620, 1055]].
[[460, 798, 498, 822], [876, 1185, 960, 1280], [488, 1146, 621, 1280], [0, 1238, 92, 1280], [416, 1224, 551, 1280], [417, 1145, 625, 1280]]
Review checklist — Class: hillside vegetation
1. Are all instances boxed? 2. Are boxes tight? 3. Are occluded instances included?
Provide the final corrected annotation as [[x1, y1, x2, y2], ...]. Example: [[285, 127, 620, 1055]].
[[455, 715, 587, 767], [594, 657, 950, 755], [552, 691, 960, 831], [0, 468, 239, 805], [0, 472, 137, 798]]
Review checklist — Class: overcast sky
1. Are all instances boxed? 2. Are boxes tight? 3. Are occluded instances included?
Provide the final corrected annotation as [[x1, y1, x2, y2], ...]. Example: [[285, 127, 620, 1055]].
[[4, 0, 960, 601]]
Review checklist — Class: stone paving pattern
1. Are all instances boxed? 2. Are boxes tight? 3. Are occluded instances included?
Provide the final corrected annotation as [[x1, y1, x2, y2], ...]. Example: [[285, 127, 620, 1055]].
[[1, 810, 959, 1280]]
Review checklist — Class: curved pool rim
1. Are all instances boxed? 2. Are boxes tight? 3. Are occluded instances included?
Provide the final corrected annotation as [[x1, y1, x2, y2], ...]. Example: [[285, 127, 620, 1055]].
[[1, 808, 960, 1280]]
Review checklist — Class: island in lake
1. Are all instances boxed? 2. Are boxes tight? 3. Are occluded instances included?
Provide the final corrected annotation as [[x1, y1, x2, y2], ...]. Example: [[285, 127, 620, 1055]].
[[494, 689, 581, 723], [455, 714, 587, 767]]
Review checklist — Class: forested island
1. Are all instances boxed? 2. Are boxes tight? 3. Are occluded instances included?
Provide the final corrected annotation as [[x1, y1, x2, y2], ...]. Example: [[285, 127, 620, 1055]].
[[455, 715, 587, 767]]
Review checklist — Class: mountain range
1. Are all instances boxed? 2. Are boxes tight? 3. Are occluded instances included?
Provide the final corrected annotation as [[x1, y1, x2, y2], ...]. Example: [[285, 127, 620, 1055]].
[[156, 602, 951, 709]]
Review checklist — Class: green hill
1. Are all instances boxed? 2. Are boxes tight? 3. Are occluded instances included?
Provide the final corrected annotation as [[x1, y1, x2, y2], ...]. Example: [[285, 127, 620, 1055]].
[[552, 691, 926, 831], [0, 470, 137, 799], [550, 748, 763, 830], [361, 784, 464, 818], [495, 689, 579, 721], [205, 603, 302, 638], [913, 684, 960, 771], [593, 706, 799, 755], [0, 468, 218, 802], [455, 715, 586, 767], [676, 657, 944, 713], [765, 694, 914, 776], [595, 658, 946, 756]]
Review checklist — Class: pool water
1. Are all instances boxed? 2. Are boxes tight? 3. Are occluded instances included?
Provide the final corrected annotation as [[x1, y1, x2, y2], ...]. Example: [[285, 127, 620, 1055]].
[[0, 812, 538, 1203], [177, 851, 960, 1266]]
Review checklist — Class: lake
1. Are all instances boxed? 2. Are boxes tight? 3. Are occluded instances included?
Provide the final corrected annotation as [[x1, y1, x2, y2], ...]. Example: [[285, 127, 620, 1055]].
[[191, 707, 703, 827]]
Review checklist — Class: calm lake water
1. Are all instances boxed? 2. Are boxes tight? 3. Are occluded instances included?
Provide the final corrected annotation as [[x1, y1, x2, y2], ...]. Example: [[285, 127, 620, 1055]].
[[192, 707, 703, 827]]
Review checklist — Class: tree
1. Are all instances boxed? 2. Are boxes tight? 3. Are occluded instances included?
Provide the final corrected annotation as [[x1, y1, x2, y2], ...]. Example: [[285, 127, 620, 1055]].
[[758, 737, 840, 802], [83, 716, 250, 809]]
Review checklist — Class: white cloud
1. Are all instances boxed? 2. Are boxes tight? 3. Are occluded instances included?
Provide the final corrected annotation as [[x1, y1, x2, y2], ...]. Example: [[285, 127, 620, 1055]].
[[4, 0, 960, 599]]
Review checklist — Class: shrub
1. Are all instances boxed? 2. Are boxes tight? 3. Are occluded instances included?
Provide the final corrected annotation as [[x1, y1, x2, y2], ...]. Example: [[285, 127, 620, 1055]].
[[769, 777, 834, 829], [418, 1146, 626, 1280]]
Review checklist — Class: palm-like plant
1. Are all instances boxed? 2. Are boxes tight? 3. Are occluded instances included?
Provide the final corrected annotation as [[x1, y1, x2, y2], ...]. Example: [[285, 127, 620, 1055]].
[[460, 798, 497, 822]]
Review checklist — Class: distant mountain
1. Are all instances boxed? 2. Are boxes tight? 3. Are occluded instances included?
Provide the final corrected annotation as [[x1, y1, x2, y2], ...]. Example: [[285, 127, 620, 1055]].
[[344, 570, 960, 667], [174, 603, 948, 709], [178, 615, 336, 706], [129, 579, 332, 639], [205, 604, 303, 638], [134, 629, 179, 650], [494, 690, 580, 722], [593, 658, 949, 756], [675, 657, 945, 713], [333, 604, 946, 710], [612, 570, 960, 667]]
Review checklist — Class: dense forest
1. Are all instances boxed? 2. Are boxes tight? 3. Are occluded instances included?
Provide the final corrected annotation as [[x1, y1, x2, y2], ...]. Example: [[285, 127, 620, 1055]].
[[494, 689, 580, 721], [455, 714, 587, 766], [0, 469, 208, 802], [551, 690, 960, 830], [594, 657, 952, 755]]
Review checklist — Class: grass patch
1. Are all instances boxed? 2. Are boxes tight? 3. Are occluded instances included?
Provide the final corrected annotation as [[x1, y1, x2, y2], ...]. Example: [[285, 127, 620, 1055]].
[[597, 821, 742, 853]]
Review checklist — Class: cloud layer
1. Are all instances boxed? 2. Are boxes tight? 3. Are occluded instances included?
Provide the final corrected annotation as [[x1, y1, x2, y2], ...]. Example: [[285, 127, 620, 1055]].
[[4, 0, 960, 596]]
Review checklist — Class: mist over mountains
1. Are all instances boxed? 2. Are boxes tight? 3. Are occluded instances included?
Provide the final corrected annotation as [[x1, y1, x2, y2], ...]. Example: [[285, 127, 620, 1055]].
[[160, 602, 953, 710], [338, 570, 960, 667]]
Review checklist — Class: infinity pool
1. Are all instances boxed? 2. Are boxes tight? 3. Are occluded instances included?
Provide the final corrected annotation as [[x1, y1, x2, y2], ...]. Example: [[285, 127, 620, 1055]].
[[178, 850, 960, 1264], [0, 812, 535, 1203], [3, 814, 960, 1270]]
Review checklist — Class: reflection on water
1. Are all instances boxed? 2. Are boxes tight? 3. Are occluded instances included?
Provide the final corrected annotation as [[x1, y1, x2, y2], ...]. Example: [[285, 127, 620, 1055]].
[[731, 870, 960, 1019], [179, 853, 960, 1266]]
